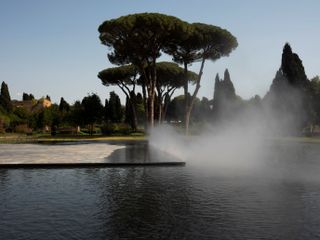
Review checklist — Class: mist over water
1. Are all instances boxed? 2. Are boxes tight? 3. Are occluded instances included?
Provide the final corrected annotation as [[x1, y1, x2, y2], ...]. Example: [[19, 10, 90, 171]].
[[150, 123, 267, 176], [149, 94, 319, 182]]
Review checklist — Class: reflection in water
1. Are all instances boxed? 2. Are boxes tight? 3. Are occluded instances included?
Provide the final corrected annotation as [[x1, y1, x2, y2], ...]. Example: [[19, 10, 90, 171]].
[[106, 141, 182, 163], [1, 142, 320, 239]]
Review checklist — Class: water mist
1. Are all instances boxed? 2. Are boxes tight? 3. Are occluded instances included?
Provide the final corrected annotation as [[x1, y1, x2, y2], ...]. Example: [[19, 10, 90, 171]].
[[149, 83, 315, 180]]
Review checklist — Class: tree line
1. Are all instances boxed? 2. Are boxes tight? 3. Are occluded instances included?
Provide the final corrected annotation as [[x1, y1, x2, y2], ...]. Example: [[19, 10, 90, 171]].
[[0, 89, 129, 135], [1, 13, 319, 136], [98, 12, 238, 134], [0, 43, 319, 135]]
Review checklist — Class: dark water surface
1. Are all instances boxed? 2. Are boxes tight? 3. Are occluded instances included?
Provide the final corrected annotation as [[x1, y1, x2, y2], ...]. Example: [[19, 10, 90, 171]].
[[1, 142, 320, 239]]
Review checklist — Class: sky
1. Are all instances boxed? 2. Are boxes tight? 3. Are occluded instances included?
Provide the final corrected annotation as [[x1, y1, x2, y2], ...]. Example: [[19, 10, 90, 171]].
[[0, 0, 319, 104]]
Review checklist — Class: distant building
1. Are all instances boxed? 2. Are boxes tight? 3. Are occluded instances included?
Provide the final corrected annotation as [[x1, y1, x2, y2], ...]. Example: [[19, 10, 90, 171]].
[[12, 98, 52, 113], [12, 100, 34, 112], [40, 98, 52, 108]]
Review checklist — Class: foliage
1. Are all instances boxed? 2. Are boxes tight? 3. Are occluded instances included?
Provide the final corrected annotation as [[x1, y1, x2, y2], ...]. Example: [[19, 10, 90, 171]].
[[98, 64, 138, 130], [281, 43, 308, 87], [98, 13, 187, 66], [310, 76, 320, 126], [98, 65, 137, 87], [98, 13, 237, 130], [59, 97, 70, 112], [124, 96, 135, 129], [212, 69, 240, 121], [0, 81, 13, 113], [13, 107, 30, 121], [163, 21, 238, 134], [135, 93, 145, 123], [104, 98, 109, 122], [68, 101, 84, 126], [108, 91, 122, 123], [98, 13, 189, 127], [264, 43, 311, 134], [81, 93, 104, 125], [101, 123, 132, 135]]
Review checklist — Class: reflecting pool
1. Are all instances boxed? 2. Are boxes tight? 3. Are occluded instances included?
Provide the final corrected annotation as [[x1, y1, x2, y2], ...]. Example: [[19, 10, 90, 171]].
[[1, 141, 320, 239]]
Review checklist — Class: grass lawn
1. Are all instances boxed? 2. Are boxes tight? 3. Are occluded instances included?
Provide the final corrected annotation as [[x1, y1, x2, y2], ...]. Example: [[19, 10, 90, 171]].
[[0, 133, 146, 144], [2, 132, 320, 144]]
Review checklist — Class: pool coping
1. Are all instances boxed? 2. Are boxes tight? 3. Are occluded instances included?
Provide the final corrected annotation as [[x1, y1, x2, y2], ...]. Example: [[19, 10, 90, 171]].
[[0, 161, 186, 168]]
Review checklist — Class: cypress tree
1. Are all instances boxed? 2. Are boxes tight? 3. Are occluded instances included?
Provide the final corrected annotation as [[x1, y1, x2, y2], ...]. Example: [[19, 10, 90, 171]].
[[213, 73, 220, 101], [213, 69, 236, 104], [59, 97, 70, 112], [265, 43, 311, 134], [281, 43, 308, 87], [108, 91, 122, 123], [104, 98, 109, 123], [0, 81, 12, 113], [212, 70, 238, 121], [125, 96, 133, 126], [223, 69, 236, 100]]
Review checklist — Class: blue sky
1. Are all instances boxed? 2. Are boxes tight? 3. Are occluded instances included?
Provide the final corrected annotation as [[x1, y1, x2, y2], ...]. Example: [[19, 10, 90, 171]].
[[0, 0, 319, 104]]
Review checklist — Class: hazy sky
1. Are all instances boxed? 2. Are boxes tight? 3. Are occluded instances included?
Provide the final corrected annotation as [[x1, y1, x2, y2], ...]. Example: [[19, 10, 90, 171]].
[[0, 0, 319, 104]]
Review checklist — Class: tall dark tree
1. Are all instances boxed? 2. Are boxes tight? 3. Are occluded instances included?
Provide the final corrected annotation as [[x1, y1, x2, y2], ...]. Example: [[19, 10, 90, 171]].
[[104, 98, 109, 123], [57, 97, 70, 127], [264, 43, 311, 134], [69, 101, 84, 127], [59, 97, 70, 112], [135, 93, 145, 125], [81, 93, 104, 135], [310, 76, 320, 131], [222, 69, 236, 99], [281, 43, 308, 87], [0, 81, 12, 113], [212, 69, 238, 121], [108, 91, 122, 123], [213, 73, 220, 103], [124, 96, 135, 130]]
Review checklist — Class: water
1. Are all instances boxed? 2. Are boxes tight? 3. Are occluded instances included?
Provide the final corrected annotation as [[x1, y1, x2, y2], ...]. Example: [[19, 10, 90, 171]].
[[1, 141, 320, 239]]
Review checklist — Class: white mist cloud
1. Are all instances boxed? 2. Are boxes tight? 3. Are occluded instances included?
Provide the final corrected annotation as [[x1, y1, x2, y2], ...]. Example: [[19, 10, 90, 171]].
[[149, 123, 268, 177]]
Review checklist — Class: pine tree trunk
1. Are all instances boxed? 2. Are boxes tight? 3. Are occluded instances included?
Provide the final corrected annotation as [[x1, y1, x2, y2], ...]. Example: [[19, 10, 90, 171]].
[[142, 83, 148, 133], [148, 92, 155, 129], [131, 103, 138, 131], [183, 62, 189, 133], [157, 94, 162, 125], [147, 58, 157, 130], [185, 58, 206, 135]]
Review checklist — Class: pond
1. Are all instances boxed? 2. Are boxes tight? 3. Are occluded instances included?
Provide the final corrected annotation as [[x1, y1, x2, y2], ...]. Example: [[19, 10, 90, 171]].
[[0, 141, 320, 239]]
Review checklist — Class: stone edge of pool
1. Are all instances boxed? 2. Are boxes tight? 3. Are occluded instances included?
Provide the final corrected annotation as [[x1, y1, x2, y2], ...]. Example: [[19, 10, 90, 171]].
[[0, 161, 186, 168]]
